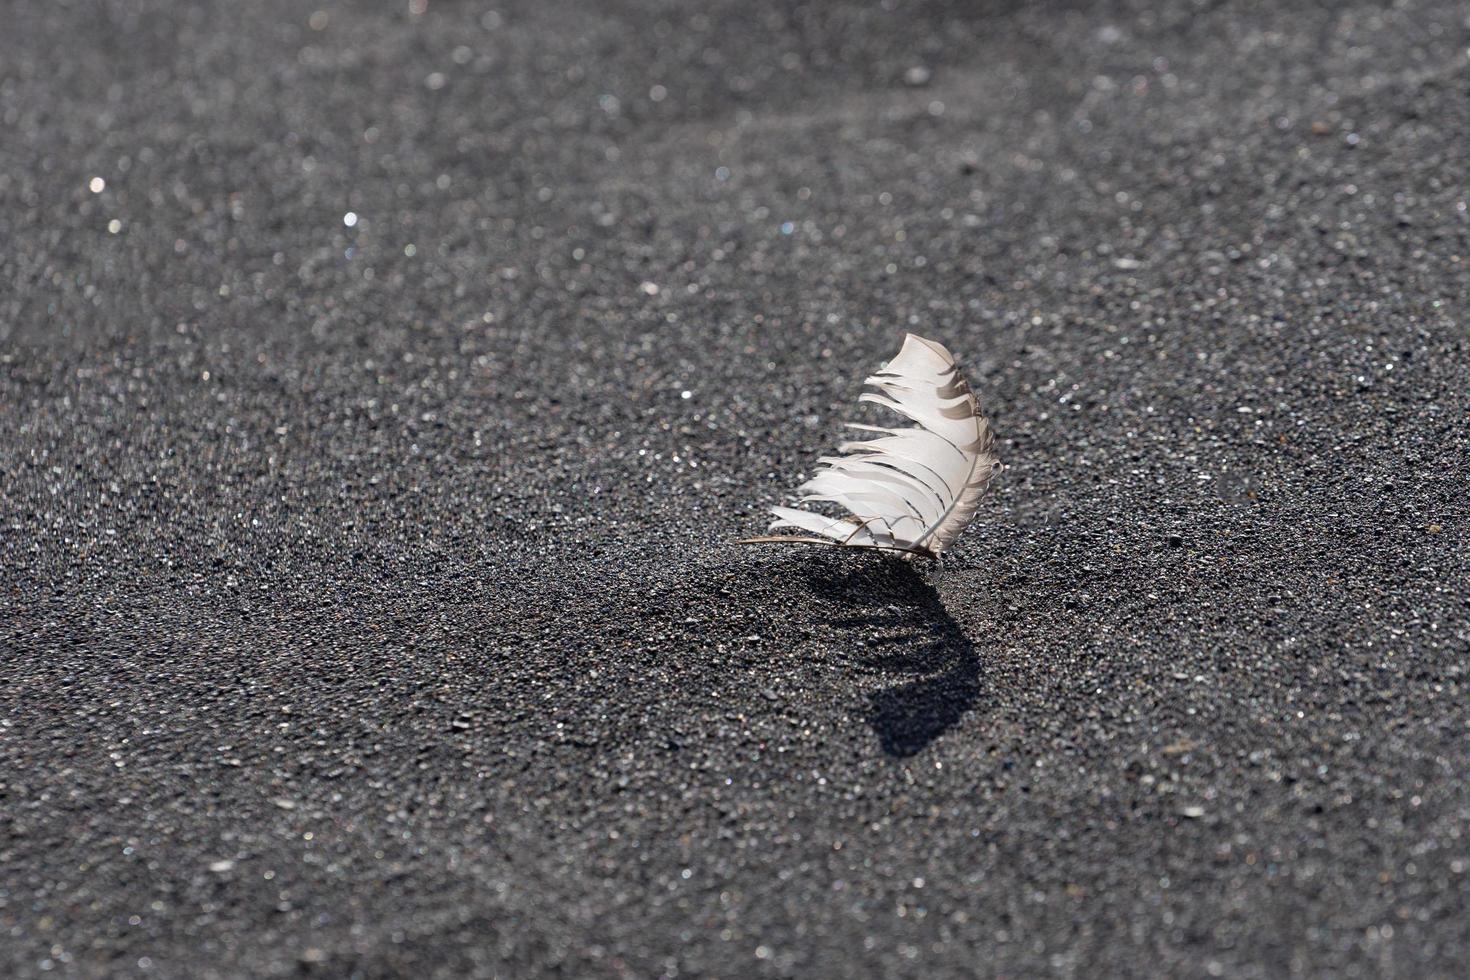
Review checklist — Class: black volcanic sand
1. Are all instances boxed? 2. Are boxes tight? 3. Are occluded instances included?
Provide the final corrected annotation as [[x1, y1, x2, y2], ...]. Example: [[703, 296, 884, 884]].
[[3, 1, 1469, 976]]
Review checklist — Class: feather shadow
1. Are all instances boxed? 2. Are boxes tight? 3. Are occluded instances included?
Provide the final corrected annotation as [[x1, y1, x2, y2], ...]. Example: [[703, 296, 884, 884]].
[[799, 560, 981, 757]]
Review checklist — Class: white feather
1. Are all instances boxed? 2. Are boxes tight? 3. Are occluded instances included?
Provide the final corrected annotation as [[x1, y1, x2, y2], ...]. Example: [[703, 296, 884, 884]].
[[748, 334, 998, 559]]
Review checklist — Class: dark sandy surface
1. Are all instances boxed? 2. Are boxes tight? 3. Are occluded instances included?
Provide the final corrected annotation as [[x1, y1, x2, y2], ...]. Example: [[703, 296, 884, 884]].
[[4, 1, 1470, 976]]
